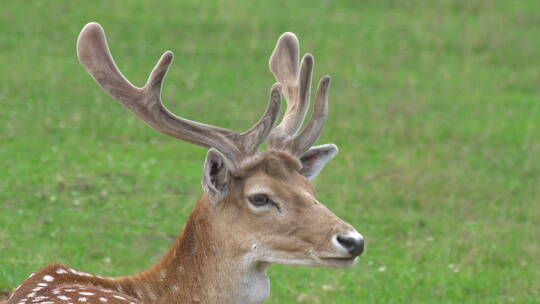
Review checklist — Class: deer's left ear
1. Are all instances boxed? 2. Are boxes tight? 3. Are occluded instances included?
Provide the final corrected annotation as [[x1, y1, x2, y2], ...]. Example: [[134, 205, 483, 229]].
[[299, 144, 339, 180], [202, 148, 233, 202]]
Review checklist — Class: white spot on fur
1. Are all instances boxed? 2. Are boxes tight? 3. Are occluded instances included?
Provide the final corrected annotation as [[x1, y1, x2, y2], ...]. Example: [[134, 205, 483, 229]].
[[112, 295, 125, 300], [27, 292, 36, 298], [67, 268, 92, 277], [56, 269, 68, 274], [37, 283, 48, 287], [78, 292, 94, 296], [32, 287, 43, 292], [32, 296, 48, 302], [42, 275, 54, 282], [64, 289, 76, 292], [42, 302, 54, 304], [58, 296, 71, 300], [78, 297, 87, 302], [99, 297, 107, 302], [52, 290, 60, 295]]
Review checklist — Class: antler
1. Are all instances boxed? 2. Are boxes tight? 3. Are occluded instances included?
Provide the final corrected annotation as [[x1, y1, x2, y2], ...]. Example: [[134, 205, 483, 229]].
[[77, 22, 281, 173], [267, 32, 331, 156]]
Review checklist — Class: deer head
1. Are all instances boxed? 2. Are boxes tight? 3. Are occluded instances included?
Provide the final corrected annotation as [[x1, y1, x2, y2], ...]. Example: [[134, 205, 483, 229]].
[[76, 23, 364, 270]]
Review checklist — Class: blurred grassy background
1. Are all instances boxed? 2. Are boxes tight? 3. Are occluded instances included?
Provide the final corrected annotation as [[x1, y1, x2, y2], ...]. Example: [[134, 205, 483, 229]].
[[1, 0, 539, 303]]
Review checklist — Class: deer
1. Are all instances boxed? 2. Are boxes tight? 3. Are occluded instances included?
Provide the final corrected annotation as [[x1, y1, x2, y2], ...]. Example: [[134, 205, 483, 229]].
[[7, 22, 365, 304]]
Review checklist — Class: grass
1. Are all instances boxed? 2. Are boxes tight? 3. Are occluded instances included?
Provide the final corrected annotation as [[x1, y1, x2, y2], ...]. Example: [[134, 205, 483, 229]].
[[1, 0, 539, 303]]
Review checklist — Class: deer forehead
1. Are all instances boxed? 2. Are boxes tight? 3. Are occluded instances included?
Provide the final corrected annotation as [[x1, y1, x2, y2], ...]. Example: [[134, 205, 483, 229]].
[[242, 169, 314, 198], [238, 151, 311, 188], [238, 151, 301, 175]]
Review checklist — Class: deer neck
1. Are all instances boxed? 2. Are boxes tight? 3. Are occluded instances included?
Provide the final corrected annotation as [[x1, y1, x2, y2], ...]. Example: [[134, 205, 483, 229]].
[[112, 194, 270, 304]]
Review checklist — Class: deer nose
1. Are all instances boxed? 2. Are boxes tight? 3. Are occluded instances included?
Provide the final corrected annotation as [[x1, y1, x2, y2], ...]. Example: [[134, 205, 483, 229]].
[[336, 234, 364, 257]]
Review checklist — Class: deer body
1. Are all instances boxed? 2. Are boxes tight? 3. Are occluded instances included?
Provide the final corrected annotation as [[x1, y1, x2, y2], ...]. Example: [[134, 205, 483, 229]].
[[9, 194, 271, 304], [8, 23, 364, 304]]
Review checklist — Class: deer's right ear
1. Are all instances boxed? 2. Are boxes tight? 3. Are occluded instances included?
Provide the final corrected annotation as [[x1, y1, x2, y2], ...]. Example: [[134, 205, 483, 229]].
[[202, 148, 233, 202]]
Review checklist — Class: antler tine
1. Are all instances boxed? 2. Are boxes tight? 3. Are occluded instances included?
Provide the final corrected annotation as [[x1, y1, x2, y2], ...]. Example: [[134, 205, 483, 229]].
[[267, 32, 331, 156], [291, 76, 330, 155], [268, 33, 313, 145], [241, 82, 282, 154], [77, 22, 280, 172]]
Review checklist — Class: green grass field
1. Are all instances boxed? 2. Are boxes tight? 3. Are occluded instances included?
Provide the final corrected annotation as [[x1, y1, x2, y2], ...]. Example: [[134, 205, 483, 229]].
[[1, 1, 539, 303]]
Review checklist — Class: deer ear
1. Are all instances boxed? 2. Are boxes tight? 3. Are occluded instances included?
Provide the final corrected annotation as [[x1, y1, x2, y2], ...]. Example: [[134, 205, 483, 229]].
[[202, 148, 233, 202], [299, 144, 338, 180]]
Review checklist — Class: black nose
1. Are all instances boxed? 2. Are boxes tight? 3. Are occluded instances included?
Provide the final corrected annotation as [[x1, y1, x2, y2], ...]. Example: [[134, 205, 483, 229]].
[[337, 235, 364, 256]]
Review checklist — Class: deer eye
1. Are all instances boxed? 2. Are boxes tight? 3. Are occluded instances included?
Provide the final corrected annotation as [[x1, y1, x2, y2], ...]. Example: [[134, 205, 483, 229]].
[[248, 194, 272, 207]]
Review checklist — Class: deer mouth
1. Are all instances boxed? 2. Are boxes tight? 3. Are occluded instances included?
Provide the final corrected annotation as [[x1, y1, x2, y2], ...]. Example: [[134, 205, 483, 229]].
[[316, 256, 358, 268]]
